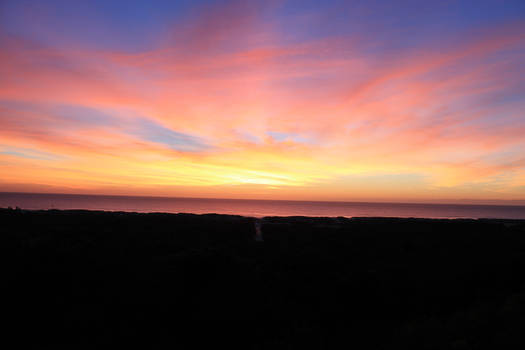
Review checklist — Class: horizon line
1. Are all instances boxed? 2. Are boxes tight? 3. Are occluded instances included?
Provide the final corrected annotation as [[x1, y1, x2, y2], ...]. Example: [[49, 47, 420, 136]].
[[2, 191, 525, 207]]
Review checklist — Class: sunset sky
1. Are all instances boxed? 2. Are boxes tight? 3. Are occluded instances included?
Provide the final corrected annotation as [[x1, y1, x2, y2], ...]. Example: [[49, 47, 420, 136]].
[[1, 0, 525, 203]]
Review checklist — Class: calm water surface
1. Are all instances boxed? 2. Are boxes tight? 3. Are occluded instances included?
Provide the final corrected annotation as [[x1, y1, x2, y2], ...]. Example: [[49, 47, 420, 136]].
[[1, 192, 524, 219]]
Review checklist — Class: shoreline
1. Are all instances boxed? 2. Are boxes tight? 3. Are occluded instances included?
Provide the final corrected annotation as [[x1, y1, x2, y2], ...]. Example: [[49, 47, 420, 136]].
[[3, 192, 525, 221], [2, 206, 525, 222]]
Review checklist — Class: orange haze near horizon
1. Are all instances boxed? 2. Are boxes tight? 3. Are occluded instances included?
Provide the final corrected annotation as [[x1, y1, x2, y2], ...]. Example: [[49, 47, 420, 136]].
[[1, 2, 525, 204]]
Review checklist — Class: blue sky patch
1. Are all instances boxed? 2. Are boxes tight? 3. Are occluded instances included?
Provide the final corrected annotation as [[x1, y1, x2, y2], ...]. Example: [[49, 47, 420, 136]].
[[0, 146, 63, 161], [132, 118, 210, 152], [267, 131, 312, 144]]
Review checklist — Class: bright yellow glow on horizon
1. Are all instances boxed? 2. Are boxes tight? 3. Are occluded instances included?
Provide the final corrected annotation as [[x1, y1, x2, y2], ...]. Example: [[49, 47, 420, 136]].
[[1, 8, 524, 204]]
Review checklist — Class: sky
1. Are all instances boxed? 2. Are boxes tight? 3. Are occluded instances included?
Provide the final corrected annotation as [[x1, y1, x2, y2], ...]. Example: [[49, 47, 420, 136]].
[[1, 0, 525, 203]]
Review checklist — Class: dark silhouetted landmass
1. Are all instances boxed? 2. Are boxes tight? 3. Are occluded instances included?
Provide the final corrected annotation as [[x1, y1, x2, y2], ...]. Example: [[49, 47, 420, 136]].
[[3, 208, 525, 348]]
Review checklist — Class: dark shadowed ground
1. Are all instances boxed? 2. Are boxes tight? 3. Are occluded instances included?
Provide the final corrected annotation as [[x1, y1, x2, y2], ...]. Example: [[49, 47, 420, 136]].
[[3, 208, 525, 348]]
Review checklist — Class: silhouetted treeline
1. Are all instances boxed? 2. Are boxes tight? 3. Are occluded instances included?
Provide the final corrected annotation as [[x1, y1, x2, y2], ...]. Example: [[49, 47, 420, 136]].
[[3, 208, 525, 348]]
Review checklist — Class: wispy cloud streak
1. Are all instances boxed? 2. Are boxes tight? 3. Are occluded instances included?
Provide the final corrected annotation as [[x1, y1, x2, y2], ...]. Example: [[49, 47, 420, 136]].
[[0, 1, 524, 201]]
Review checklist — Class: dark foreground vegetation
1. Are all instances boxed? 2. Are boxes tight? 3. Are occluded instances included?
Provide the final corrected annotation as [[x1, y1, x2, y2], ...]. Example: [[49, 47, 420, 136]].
[[3, 208, 525, 348]]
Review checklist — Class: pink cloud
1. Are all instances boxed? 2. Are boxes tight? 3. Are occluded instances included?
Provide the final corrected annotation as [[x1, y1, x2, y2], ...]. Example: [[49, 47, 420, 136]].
[[1, 17, 524, 199]]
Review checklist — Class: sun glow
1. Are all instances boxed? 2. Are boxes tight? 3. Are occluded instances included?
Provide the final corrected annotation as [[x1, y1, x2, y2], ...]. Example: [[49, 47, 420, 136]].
[[1, 1, 524, 203]]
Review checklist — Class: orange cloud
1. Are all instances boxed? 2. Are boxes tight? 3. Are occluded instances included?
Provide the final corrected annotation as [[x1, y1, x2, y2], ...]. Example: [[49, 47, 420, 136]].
[[1, 15, 524, 201]]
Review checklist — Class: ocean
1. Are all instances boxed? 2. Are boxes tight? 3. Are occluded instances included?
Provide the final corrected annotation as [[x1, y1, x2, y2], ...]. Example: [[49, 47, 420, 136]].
[[1, 192, 524, 219]]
